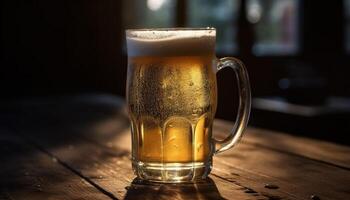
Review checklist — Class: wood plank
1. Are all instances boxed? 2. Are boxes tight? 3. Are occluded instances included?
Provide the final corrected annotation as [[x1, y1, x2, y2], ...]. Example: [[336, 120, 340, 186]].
[[88, 120, 350, 200], [9, 96, 270, 200], [213, 149, 350, 200], [0, 129, 110, 200], [10, 96, 350, 200], [64, 116, 301, 200], [82, 122, 300, 200], [16, 124, 263, 200], [212, 120, 350, 200], [214, 119, 350, 170]]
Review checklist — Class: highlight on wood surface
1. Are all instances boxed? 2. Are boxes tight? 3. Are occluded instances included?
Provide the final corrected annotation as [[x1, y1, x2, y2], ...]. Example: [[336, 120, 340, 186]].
[[1, 96, 349, 200]]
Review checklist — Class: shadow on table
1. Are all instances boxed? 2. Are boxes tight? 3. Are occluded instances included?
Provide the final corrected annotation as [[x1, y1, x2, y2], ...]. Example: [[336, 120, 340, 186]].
[[124, 177, 226, 200]]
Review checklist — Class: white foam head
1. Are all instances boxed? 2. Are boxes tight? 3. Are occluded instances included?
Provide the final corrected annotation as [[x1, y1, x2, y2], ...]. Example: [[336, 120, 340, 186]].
[[126, 28, 216, 57]]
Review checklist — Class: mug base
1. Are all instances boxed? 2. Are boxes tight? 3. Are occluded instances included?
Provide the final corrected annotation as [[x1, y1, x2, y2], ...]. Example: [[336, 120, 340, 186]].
[[132, 161, 212, 183]]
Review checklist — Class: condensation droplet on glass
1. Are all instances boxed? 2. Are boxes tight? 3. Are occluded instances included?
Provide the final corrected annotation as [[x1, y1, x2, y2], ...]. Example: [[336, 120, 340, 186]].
[[161, 83, 167, 89], [197, 144, 203, 151], [167, 136, 176, 143]]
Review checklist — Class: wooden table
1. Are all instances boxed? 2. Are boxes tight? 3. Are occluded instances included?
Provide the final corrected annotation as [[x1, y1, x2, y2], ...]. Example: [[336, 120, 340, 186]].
[[1, 95, 349, 200]]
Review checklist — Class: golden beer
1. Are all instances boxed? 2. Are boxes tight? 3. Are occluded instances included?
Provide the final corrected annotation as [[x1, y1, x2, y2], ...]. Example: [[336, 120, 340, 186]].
[[126, 28, 251, 182], [127, 55, 217, 161], [127, 55, 217, 181]]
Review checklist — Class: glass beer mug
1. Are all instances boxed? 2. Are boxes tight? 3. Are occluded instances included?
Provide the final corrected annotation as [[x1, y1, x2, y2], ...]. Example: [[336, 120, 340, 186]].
[[126, 28, 251, 182]]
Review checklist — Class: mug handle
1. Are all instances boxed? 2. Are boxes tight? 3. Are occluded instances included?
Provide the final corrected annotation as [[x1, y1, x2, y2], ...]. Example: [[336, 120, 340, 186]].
[[214, 57, 251, 154]]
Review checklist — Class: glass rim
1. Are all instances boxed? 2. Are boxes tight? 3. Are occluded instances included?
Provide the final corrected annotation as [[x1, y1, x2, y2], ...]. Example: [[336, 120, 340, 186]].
[[126, 27, 216, 33]]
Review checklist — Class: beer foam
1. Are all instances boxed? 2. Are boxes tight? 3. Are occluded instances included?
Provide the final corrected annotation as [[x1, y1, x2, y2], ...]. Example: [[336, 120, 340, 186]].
[[126, 29, 216, 57]]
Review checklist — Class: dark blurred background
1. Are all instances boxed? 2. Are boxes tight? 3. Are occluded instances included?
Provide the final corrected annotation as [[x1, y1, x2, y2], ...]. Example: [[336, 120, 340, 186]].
[[1, 0, 350, 144]]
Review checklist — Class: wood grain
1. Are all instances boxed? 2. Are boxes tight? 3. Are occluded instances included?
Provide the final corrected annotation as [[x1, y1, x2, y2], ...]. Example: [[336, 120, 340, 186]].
[[63, 115, 300, 200], [213, 120, 350, 200], [84, 118, 350, 200], [17, 122, 261, 200], [0, 129, 110, 200], [214, 119, 350, 170], [6, 96, 350, 200]]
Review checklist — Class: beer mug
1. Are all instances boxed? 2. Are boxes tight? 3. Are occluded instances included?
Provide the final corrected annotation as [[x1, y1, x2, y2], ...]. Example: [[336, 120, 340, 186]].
[[126, 28, 251, 182]]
